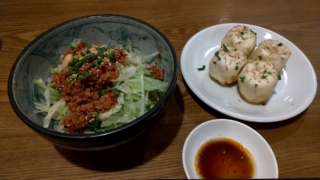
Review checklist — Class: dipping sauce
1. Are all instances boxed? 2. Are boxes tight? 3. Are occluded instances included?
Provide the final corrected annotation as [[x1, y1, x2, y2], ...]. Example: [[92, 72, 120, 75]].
[[195, 138, 255, 179]]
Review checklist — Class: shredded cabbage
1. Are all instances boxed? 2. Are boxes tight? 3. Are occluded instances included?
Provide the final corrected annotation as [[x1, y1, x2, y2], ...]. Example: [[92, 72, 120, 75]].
[[34, 40, 167, 133]]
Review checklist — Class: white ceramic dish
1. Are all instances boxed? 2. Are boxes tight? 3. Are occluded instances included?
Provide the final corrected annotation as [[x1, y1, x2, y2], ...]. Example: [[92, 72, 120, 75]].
[[182, 119, 278, 179], [180, 23, 317, 122]]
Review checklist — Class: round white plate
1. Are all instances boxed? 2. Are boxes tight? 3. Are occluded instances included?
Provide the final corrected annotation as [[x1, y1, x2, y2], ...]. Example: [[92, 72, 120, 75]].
[[181, 23, 317, 122], [182, 119, 278, 179]]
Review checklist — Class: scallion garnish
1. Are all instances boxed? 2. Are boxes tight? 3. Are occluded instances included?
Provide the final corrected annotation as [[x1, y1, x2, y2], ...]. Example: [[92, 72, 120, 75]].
[[98, 90, 105, 97], [78, 75, 84, 80], [86, 49, 91, 54], [240, 76, 246, 82], [215, 51, 221, 61], [278, 43, 283, 47], [83, 71, 90, 79], [261, 75, 267, 79], [235, 65, 238, 70], [263, 70, 267, 74], [258, 55, 263, 60], [222, 44, 229, 52], [255, 84, 258, 88], [197, 65, 206, 71], [108, 52, 116, 60], [278, 74, 281, 80], [80, 51, 85, 56], [97, 48, 103, 57]]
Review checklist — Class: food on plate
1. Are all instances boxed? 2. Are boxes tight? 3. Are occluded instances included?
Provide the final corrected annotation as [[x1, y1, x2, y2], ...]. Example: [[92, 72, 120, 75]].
[[221, 25, 257, 57], [34, 39, 167, 133], [249, 39, 291, 72], [209, 45, 247, 85], [238, 61, 279, 103]]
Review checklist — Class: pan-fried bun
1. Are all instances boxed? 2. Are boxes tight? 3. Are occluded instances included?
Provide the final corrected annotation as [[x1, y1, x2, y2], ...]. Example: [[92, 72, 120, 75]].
[[221, 25, 257, 57]]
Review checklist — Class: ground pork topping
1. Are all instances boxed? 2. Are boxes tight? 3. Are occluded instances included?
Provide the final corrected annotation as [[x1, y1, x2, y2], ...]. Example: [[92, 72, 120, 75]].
[[51, 44, 127, 133]]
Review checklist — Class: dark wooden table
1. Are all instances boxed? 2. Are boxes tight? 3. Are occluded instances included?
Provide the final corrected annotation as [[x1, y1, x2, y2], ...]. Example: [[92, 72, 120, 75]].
[[1, 0, 319, 178]]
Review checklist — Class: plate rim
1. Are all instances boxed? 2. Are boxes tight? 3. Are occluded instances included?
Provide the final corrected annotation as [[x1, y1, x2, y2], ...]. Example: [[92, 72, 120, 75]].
[[180, 23, 317, 122]]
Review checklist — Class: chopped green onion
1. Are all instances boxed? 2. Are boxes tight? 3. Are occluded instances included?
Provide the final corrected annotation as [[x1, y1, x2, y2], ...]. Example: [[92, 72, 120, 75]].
[[71, 74, 78, 79], [66, 78, 71, 84], [86, 49, 91, 54], [261, 75, 267, 79], [235, 65, 238, 70], [261, 102, 266, 106], [98, 90, 105, 97], [240, 32, 244, 35], [93, 60, 99, 66], [255, 83, 258, 88], [215, 51, 221, 61], [278, 43, 283, 47], [222, 44, 229, 52], [83, 71, 90, 79], [69, 45, 76, 50], [78, 75, 84, 80], [226, 66, 228, 70], [258, 55, 263, 60], [278, 74, 281, 80], [267, 72, 272, 74], [263, 70, 267, 74], [108, 52, 116, 60], [80, 51, 85, 56], [97, 48, 103, 57], [240, 76, 246, 82], [75, 53, 95, 67], [197, 65, 206, 71], [234, 49, 237, 51]]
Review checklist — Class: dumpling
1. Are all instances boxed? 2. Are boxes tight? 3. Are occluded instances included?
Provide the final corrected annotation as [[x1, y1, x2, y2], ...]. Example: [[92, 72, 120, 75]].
[[221, 25, 257, 57], [238, 61, 279, 103], [209, 45, 247, 85], [249, 39, 291, 72]]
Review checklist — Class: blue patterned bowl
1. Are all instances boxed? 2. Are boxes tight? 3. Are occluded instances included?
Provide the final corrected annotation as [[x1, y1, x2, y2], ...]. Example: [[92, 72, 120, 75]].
[[8, 15, 178, 150]]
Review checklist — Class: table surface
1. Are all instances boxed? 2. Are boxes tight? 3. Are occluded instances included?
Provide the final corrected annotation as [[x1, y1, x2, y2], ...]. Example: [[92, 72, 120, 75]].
[[0, 0, 319, 179]]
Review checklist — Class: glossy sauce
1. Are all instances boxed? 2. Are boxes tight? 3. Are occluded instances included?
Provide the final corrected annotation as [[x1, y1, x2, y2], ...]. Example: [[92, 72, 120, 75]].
[[195, 138, 255, 179]]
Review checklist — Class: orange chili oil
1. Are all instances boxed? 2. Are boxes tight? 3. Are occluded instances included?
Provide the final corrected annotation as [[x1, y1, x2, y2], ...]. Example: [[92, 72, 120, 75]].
[[195, 138, 255, 179]]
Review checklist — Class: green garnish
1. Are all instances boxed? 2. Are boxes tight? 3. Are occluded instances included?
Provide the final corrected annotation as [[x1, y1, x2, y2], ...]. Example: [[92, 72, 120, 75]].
[[71, 74, 78, 79], [80, 51, 85, 56], [255, 83, 258, 88], [69, 45, 76, 50], [85, 49, 91, 54], [215, 51, 221, 60], [78, 75, 84, 80], [226, 66, 228, 70], [197, 65, 206, 71], [93, 59, 99, 66], [98, 90, 105, 97], [75, 53, 96, 67], [240, 32, 244, 35], [66, 78, 71, 84], [258, 55, 263, 60], [261, 102, 266, 106], [235, 65, 238, 70], [83, 71, 90, 79], [222, 44, 229, 52], [234, 49, 237, 51], [267, 72, 272, 75], [240, 76, 246, 82], [97, 47, 103, 57], [278, 74, 281, 80], [261, 75, 267, 79], [108, 52, 116, 60], [263, 70, 267, 74], [278, 43, 283, 47]]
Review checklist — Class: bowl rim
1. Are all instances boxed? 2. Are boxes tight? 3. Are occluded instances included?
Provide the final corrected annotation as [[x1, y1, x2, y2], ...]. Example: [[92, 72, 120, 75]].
[[8, 14, 178, 139]]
